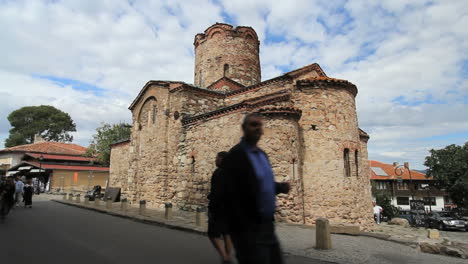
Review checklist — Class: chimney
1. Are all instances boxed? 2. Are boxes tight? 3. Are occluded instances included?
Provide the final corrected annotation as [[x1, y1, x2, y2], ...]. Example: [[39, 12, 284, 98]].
[[393, 162, 399, 167], [34, 134, 45, 143]]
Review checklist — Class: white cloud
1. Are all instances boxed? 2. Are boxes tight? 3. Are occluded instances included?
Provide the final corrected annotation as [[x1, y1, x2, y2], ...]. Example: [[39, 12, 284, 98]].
[[0, 0, 467, 169]]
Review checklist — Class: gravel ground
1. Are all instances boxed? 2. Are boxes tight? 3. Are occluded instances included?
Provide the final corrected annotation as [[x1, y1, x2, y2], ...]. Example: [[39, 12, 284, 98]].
[[276, 223, 468, 264]]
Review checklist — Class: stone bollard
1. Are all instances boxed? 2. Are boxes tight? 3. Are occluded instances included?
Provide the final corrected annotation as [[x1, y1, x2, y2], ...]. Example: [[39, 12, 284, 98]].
[[165, 203, 173, 220], [75, 194, 81, 203], [62, 193, 67, 200], [139, 200, 146, 215], [106, 196, 112, 209], [120, 198, 128, 211], [68, 193, 73, 201], [195, 207, 205, 226], [315, 218, 332, 250], [84, 196, 89, 205], [428, 229, 440, 239], [94, 197, 101, 206]]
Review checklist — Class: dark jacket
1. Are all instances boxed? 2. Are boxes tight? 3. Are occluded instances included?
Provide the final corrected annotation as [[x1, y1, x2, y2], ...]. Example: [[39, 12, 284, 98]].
[[208, 167, 226, 216], [223, 143, 288, 232]]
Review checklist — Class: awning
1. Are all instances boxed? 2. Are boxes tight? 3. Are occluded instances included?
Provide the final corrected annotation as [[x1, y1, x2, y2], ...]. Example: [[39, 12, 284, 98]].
[[18, 166, 32, 171], [6, 171, 18, 176], [30, 169, 46, 173]]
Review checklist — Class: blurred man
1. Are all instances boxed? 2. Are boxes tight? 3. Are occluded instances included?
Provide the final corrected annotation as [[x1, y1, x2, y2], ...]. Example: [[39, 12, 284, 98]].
[[14, 176, 24, 207], [207, 151, 233, 264], [0, 176, 16, 220], [223, 113, 290, 264]]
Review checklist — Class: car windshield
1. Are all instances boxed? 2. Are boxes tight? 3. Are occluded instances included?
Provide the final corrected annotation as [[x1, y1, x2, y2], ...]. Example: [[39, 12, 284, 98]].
[[438, 212, 459, 218]]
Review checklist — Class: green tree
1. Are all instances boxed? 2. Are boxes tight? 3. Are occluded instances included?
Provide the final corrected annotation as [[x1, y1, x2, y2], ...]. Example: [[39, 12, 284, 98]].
[[424, 142, 468, 209], [5, 105, 76, 147], [86, 123, 131, 165], [372, 186, 400, 219]]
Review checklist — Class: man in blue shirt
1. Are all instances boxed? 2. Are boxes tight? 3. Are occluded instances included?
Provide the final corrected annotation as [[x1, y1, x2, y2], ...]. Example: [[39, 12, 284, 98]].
[[223, 113, 290, 264]]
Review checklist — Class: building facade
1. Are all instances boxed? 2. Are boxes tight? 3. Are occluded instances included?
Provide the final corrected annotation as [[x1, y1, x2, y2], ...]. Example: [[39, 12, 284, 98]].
[[1, 139, 109, 193], [370, 160, 452, 211], [109, 23, 374, 228]]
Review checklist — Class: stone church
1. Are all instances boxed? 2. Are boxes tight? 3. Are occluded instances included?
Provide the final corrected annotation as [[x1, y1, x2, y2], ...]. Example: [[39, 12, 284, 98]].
[[109, 23, 374, 228]]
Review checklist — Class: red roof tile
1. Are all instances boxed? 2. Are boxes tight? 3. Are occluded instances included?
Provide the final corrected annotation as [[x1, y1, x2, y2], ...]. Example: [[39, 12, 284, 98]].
[[370, 160, 429, 180], [27, 161, 108, 172], [0, 141, 87, 155], [25, 153, 96, 162]]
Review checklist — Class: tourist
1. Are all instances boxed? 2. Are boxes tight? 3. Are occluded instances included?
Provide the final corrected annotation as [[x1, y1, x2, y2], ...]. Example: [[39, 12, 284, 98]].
[[14, 176, 24, 207], [23, 178, 34, 208], [0, 176, 16, 220], [207, 151, 233, 264], [373, 202, 383, 224], [223, 113, 290, 264]]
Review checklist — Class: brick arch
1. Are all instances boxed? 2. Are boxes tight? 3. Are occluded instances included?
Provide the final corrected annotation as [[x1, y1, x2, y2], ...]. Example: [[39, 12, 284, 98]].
[[137, 96, 157, 127]]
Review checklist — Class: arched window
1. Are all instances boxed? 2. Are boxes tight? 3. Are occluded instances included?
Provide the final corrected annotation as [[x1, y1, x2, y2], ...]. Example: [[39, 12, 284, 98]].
[[344, 148, 351, 177], [355, 150, 359, 177], [152, 105, 157, 124], [199, 70, 202, 86], [224, 64, 229, 77]]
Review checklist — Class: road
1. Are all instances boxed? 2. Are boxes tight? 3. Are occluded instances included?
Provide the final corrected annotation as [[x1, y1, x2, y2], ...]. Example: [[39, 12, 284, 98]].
[[0, 198, 330, 264]]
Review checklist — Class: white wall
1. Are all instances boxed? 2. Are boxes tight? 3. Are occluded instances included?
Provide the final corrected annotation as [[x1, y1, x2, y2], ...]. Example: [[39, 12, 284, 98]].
[[391, 196, 445, 211]]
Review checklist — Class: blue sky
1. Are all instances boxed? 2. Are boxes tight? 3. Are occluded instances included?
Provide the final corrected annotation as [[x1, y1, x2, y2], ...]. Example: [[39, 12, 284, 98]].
[[0, 0, 467, 169]]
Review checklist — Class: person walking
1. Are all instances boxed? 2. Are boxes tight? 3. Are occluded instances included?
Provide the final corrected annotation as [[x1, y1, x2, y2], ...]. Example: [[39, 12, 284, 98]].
[[373, 202, 383, 224], [23, 179, 34, 208], [14, 176, 24, 207], [207, 151, 233, 264], [222, 113, 290, 264], [0, 176, 16, 220]]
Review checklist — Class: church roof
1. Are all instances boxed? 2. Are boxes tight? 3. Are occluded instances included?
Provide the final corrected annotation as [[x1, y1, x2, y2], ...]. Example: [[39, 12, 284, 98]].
[[0, 141, 87, 156]]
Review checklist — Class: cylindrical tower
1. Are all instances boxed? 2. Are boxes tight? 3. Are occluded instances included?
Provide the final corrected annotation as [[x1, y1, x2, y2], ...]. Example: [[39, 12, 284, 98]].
[[194, 23, 261, 88]]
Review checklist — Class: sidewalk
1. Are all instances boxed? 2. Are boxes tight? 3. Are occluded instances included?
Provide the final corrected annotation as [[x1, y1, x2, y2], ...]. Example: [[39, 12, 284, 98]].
[[51, 195, 467, 264]]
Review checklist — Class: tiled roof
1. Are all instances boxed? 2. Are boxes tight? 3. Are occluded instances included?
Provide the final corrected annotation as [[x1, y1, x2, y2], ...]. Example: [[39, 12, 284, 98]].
[[207, 77, 245, 91], [296, 77, 358, 97], [25, 153, 96, 162], [11, 161, 108, 172], [370, 160, 429, 180], [0, 141, 87, 155]]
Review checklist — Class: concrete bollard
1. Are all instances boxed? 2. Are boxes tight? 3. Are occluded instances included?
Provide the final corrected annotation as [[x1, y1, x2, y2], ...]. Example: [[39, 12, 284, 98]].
[[165, 202, 173, 220], [94, 197, 101, 206], [139, 200, 146, 215], [120, 198, 128, 211], [106, 196, 112, 209], [195, 207, 205, 226], [315, 218, 332, 250], [62, 193, 67, 200], [75, 194, 81, 203], [84, 196, 89, 205], [68, 193, 73, 201]]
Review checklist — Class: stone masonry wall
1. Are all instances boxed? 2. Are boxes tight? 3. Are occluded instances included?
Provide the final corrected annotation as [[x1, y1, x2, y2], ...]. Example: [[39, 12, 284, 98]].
[[109, 142, 130, 190], [291, 86, 374, 228], [194, 24, 261, 87]]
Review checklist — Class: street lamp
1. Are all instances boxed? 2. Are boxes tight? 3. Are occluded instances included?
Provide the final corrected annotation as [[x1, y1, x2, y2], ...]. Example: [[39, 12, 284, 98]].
[[395, 162, 414, 200], [38, 154, 44, 195]]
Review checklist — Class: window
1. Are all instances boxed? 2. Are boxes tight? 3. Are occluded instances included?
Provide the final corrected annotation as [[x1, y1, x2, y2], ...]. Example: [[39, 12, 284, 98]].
[[397, 197, 409, 205], [376, 182, 387, 190], [355, 150, 359, 177], [423, 197, 436, 206], [152, 105, 157, 124], [344, 148, 350, 177], [397, 182, 409, 190], [224, 64, 229, 77]]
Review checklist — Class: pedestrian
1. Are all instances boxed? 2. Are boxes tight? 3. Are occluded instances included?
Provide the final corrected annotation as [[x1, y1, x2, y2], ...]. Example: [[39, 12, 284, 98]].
[[0, 176, 16, 220], [14, 176, 24, 207], [23, 178, 34, 208], [207, 151, 233, 264], [373, 202, 383, 224], [222, 113, 290, 264]]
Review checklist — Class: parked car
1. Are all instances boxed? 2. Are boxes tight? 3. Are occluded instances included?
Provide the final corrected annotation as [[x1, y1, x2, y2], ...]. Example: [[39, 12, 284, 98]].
[[398, 210, 427, 227], [426, 211, 466, 231]]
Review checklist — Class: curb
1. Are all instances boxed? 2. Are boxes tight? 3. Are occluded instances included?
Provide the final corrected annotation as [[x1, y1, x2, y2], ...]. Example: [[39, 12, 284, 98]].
[[360, 231, 419, 247], [52, 200, 207, 236]]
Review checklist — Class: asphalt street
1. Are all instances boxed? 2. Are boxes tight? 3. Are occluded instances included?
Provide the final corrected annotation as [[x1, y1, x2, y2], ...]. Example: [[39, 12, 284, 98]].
[[0, 199, 331, 264]]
